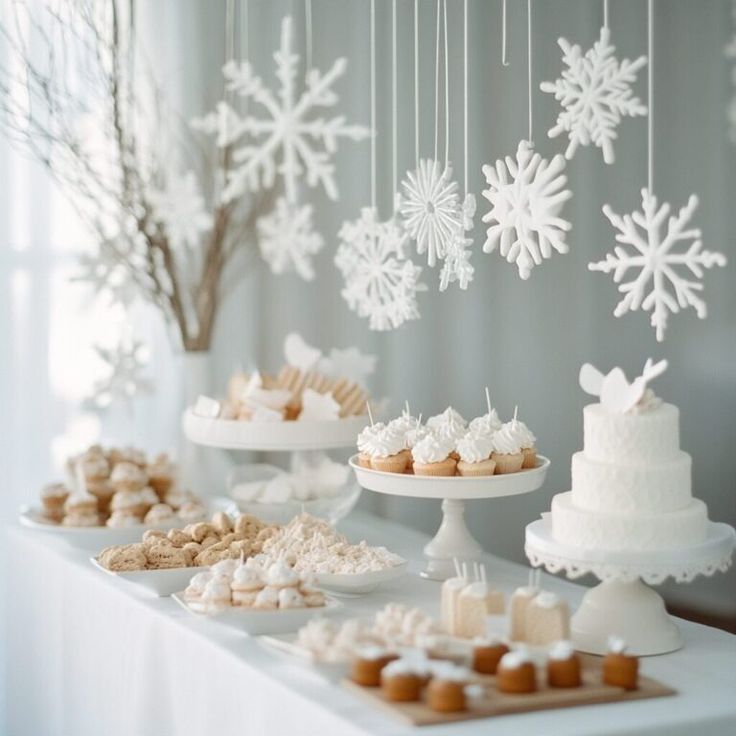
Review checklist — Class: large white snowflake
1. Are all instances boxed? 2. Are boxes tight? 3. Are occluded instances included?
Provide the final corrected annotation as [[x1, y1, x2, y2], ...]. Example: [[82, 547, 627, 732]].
[[335, 207, 425, 331], [540, 27, 647, 164], [589, 188, 727, 342], [148, 171, 213, 249], [86, 337, 153, 409], [192, 16, 370, 204], [257, 196, 324, 280], [481, 140, 572, 279], [399, 159, 464, 268]]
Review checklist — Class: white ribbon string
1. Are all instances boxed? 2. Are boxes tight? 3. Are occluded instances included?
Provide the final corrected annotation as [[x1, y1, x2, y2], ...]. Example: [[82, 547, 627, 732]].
[[305, 0, 313, 71], [443, 0, 449, 168], [502, 0, 510, 66], [434, 0, 440, 161], [392, 0, 398, 203], [527, 0, 533, 143], [414, 0, 419, 164], [464, 0, 468, 193], [370, 0, 376, 210], [603, 0, 609, 29], [648, 0, 653, 192]]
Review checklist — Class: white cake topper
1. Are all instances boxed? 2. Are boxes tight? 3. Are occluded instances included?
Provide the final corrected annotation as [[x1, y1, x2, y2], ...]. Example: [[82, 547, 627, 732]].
[[579, 358, 668, 414]]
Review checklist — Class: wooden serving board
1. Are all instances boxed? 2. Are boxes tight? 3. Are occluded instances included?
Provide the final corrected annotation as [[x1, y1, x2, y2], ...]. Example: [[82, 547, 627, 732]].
[[342, 655, 675, 726]]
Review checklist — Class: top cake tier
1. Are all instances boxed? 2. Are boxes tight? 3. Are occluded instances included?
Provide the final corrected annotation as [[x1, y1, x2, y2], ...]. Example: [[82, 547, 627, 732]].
[[583, 403, 680, 463]]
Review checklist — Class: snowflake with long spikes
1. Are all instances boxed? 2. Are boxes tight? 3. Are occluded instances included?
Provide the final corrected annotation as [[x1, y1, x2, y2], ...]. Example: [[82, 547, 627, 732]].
[[192, 16, 370, 204], [257, 196, 324, 280], [589, 188, 727, 342], [481, 140, 572, 279], [399, 159, 464, 268], [540, 27, 647, 164], [335, 207, 425, 331], [439, 194, 476, 291], [86, 337, 153, 409]]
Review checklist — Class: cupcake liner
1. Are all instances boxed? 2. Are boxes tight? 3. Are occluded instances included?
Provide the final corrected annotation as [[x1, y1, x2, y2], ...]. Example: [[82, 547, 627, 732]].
[[522, 447, 537, 469], [358, 453, 373, 469], [492, 452, 524, 474], [457, 458, 497, 477], [371, 453, 409, 474], [413, 457, 458, 477]]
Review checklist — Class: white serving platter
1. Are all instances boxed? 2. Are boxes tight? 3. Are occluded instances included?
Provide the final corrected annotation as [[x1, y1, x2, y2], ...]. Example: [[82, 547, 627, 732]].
[[349, 455, 550, 500], [182, 408, 368, 452], [312, 560, 409, 596], [90, 557, 206, 597], [258, 633, 350, 681], [171, 592, 342, 635]]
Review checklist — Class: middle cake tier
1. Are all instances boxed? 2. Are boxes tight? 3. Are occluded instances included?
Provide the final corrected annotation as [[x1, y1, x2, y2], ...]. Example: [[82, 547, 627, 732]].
[[570, 450, 692, 514]]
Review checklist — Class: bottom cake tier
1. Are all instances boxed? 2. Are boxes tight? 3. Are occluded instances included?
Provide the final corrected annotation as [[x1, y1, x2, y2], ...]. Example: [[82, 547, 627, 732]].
[[550, 491, 709, 551]]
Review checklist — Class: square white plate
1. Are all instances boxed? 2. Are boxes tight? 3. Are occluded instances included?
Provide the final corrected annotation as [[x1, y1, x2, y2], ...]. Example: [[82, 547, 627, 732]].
[[171, 592, 342, 635], [90, 557, 206, 597]]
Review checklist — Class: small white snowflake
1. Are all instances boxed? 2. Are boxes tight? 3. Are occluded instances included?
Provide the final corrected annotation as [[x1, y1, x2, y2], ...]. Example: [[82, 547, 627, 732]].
[[589, 188, 727, 342], [540, 27, 647, 164], [399, 159, 463, 268], [148, 171, 213, 249], [335, 207, 425, 331], [192, 16, 370, 204], [257, 196, 324, 280], [73, 247, 140, 307], [439, 193, 476, 292], [481, 140, 572, 280], [87, 337, 153, 409]]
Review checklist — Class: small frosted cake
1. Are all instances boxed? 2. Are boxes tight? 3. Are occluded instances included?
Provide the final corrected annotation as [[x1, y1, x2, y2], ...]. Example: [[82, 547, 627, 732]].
[[491, 421, 525, 474], [508, 585, 539, 641], [351, 646, 398, 687], [427, 664, 470, 713], [456, 431, 496, 477], [455, 580, 505, 639], [546, 640, 581, 688], [525, 592, 570, 646], [472, 638, 509, 675], [363, 426, 410, 474], [603, 637, 638, 690], [381, 660, 423, 702], [412, 434, 456, 476], [497, 649, 537, 694]]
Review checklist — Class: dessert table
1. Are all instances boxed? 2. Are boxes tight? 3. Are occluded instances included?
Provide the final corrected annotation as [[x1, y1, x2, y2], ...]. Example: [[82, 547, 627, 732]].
[[7, 512, 736, 736]]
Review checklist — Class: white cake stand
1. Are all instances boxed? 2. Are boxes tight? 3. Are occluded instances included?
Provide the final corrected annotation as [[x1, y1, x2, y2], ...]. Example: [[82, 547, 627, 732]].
[[351, 455, 550, 581], [525, 516, 735, 656]]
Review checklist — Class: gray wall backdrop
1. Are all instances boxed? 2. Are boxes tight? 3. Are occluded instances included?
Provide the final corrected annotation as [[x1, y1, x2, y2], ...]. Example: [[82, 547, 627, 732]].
[[141, 0, 736, 618]]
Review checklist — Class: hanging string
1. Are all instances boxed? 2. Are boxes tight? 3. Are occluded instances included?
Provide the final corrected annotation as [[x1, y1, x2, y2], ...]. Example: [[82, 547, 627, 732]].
[[603, 0, 609, 29], [305, 0, 313, 71], [370, 0, 376, 210], [501, 0, 510, 66], [527, 0, 533, 143], [392, 0, 398, 202], [464, 0, 468, 193], [414, 0, 419, 164], [241, 0, 248, 60], [443, 0, 449, 167], [434, 0, 440, 161], [225, 0, 235, 64], [647, 0, 653, 192]]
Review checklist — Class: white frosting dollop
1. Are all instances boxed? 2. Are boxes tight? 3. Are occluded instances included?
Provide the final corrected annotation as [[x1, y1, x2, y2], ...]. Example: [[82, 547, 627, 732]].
[[456, 431, 494, 463], [607, 635, 627, 654], [427, 407, 466, 431], [510, 417, 536, 448], [360, 426, 406, 459], [534, 591, 561, 608], [412, 434, 453, 464], [356, 422, 386, 453], [492, 422, 524, 454], [549, 640, 576, 661], [428, 407, 467, 446], [231, 564, 262, 589], [469, 409, 502, 435], [499, 648, 533, 669]]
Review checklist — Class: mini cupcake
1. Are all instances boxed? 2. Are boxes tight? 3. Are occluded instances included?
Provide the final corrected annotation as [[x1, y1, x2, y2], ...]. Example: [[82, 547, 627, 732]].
[[363, 426, 411, 474], [602, 636, 638, 690], [547, 640, 581, 688], [110, 490, 147, 519], [230, 564, 264, 606], [381, 660, 423, 702], [427, 407, 467, 458], [146, 453, 176, 498], [412, 434, 457, 476], [79, 454, 110, 485], [456, 431, 496, 477], [41, 483, 69, 523], [351, 647, 398, 687], [178, 500, 207, 522], [491, 422, 525, 474], [143, 503, 176, 525], [510, 412, 537, 469], [468, 406, 502, 436], [472, 638, 510, 675], [356, 422, 386, 468], [110, 461, 148, 493], [86, 479, 115, 514], [497, 649, 537, 694], [106, 509, 143, 528], [427, 664, 470, 713], [63, 486, 99, 522]]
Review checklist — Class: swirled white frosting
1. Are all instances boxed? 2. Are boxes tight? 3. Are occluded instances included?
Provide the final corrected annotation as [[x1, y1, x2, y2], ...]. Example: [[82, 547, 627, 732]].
[[427, 407, 466, 430], [405, 423, 432, 450], [499, 648, 532, 669], [388, 412, 419, 437], [549, 640, 575, 661], [469, 409, 502, 435], [608, 635, 627, 654], [492, 422, 524, 454], [456, 431, 494, 463], [361, 426, 406, 458], [412, 434, 453, 464], [356, 422, 386, 453], [510, 417, 536, 448]]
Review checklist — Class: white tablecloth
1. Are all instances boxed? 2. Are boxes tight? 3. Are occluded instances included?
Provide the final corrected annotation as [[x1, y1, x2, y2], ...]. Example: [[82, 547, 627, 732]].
[[7, 512, 736, 736]]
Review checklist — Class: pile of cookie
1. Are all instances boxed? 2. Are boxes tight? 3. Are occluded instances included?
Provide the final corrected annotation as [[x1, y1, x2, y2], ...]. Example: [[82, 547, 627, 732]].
[[40, 444, 205, 528], [97, 512, 278, 571]]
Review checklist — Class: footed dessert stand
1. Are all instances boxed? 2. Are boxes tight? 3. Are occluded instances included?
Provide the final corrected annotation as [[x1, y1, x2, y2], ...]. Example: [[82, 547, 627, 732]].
[[351, 455, 550, 580], [525, 516, 736, 656]]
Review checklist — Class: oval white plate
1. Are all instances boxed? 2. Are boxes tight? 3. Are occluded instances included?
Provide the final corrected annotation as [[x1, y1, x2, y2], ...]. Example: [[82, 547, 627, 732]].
[[182, 408, 368, 451], [171, 592, 342, 635], [90, 557, 206, 597], [349, 455, 550, 500], [313, 561, 409, 596]]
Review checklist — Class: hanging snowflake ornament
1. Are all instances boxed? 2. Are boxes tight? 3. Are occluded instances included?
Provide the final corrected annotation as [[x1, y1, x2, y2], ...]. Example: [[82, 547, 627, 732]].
[[540, 27, 647, 164], [439, 195, 476, 292], [725, 2, 736, 143], [86, 337, 154, 409], [148, 171, 213, 250], [335, 207, 425, 331], [399, 159, 464, 267], [589, 188, 727, 342], [481, 140, 572, 279], [256, 196, 324, 280], [192, 16, 370, 204]]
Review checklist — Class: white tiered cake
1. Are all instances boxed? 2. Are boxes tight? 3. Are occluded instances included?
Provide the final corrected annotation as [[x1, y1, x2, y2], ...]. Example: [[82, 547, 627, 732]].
[[550, 360, 709, 552]]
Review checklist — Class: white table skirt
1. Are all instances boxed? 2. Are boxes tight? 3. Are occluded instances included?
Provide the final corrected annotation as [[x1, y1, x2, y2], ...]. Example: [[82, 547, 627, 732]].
[[7, 512, 736, 736]]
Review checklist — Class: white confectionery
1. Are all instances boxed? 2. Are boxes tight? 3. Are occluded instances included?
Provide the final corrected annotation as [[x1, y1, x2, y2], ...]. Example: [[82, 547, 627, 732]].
[[509, 586, 538, 642], [524, 592, 570, 646], [440, 575, 467, 636], [571, 450, 692, 514], [551, 492, 708, 551]]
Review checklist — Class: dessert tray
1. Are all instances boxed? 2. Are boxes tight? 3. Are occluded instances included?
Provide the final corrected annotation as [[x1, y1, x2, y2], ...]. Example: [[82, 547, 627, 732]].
[[343, 654, 675, 726], [90, 557, 206, 597], [171, 592, 343, 635], [350, 455, 550, 580], [183, 409, 369, 452], [525, 517, 736, 656], [312, 561, 409, 596]]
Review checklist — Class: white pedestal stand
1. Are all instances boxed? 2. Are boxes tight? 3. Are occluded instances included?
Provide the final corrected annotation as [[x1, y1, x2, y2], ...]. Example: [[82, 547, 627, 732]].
[[525, 517, 735, 656], [351, 456, 550, 581]]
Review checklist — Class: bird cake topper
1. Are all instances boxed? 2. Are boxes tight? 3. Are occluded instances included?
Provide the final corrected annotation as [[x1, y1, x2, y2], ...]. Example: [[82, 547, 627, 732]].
[[579, 358, 668, 414]]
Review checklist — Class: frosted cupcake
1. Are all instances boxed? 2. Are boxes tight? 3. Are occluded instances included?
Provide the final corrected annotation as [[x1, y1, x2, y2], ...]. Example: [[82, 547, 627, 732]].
[[455, 431, 496, 477], [511, 415, 537, 469], [363, 426, 411, 474], [412, 434, 457, 476], [146, 453, 176, 498], [491, 422, 525, 474], [110, 461, 148, 493], [427, 407, 467, 457], [356, 422, 386, 468], [230, 564, 264, 606], [468, 406, 502, 435], [41, 483, 69, 523]]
